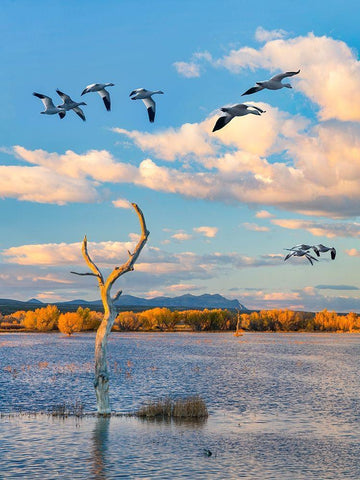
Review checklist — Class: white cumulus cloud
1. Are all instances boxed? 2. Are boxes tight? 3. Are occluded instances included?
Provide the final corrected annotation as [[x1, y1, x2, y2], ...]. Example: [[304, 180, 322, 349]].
[[112, 198, 132, 209], [242, 223, 270, 232], [171, 232, 193, 241], [173, 61, 201, 78], [193, 226, 218, 238], [272, 219, 360, 238], [255, 27, 288, 43], [255, 210, 274, 219]]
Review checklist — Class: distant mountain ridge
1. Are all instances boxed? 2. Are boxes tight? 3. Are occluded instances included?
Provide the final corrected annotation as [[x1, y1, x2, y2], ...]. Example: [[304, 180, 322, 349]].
[[59, 293, 246, 310], [27, 298, 44, 304], [0, 294, 247, 312]]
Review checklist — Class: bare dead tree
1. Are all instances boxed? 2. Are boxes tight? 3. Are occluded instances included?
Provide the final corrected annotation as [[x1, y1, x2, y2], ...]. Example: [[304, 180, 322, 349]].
[[71, 203, 149, 414], [234, 309, 244, 337]]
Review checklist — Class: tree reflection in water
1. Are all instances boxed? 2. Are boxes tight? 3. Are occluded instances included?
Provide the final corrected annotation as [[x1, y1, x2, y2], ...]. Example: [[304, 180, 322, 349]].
[[91, 416, 110, 480]]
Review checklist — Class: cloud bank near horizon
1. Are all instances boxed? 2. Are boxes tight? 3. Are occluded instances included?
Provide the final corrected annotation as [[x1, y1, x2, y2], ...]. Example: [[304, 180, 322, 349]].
[[0, 240, 288, 304]]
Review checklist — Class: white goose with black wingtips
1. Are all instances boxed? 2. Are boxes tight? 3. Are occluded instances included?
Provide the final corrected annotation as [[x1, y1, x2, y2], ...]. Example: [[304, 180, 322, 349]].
[[129, 88, 164, 123], [56, 89, 87, 121], [81, 83, 115, 111], [242, 70, 300, 96], [33, 92, 66, 119], [212, 103, 265, 132]]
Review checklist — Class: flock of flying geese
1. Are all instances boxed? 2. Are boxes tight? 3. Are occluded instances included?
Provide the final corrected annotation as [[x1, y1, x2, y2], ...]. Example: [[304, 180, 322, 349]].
[[33, 83, 164, 123], [212, 69, 300, 132], [33, 70, 337, 267], [32, 70, 300, 127]]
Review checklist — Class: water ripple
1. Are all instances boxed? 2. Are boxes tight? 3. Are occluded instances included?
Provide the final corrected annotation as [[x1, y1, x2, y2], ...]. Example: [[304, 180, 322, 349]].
[[1, 332, 359, 478]]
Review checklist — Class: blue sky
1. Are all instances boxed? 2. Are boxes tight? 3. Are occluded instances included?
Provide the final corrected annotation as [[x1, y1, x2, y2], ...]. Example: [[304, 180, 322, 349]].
[[1, 0, 360, 311]]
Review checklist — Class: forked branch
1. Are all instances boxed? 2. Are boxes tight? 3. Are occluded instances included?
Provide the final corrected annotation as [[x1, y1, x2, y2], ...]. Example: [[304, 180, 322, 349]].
[[71, 203, 149, 294], [71, 235, 104, 286], [82, 235, 105, 285], [105, 203, 149, 291]]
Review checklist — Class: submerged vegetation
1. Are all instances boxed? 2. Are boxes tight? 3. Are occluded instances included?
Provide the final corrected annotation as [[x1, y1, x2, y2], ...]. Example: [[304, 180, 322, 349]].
[[50, 400, 84, 417], [135, 396, 208, 419], [1, 397, 208, 421], [1, 305, 360, 333]]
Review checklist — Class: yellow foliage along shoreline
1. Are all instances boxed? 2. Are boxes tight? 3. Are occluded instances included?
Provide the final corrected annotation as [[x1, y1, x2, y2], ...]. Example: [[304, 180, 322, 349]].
[[0, 306, 359, 334]]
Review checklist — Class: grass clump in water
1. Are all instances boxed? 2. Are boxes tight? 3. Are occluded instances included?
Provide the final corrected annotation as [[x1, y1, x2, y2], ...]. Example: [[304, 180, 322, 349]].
[[50, 400, 84, 417], [135, 395, 208, 419]]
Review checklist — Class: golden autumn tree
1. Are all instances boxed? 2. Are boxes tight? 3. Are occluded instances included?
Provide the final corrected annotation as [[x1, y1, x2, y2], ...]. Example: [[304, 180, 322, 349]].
[[58, 312, 83, 336], [35, 305, 60, 331], [114, 311, 142, 331], [12, 310, 27, 323], [23, 310, 37, 330]]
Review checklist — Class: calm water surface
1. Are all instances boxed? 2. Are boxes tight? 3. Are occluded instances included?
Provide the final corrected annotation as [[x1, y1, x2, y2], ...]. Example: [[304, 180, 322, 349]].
[[0, 332, 359, 479]]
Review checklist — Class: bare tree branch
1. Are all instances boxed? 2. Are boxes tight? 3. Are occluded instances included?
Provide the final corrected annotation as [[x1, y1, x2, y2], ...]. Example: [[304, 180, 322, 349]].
[[112, 289, 123, 302], [81, 235, 104, 285], [70, 271, 100, 277], [105, 203, 150, 291]]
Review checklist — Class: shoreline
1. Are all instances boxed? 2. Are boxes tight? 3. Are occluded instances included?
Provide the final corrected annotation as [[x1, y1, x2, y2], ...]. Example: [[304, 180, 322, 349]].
[[1, 329, 360, 335]]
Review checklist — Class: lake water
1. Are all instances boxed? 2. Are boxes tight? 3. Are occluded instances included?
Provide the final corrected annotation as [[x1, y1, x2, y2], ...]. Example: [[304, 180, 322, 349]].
[[0, 332, 359, 479]]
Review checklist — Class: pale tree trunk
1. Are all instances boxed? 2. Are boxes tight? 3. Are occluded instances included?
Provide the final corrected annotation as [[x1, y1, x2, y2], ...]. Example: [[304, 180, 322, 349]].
[[72, 203, 149, 414], [236, 313, 241, 333], [94, 287, 116, 413], [234, 310, 243, 337]]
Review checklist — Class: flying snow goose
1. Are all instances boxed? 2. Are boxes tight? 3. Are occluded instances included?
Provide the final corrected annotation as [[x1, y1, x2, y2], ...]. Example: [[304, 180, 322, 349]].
[[287, 244, 313, 251], [56, 89, 87, 121], [242, 70, 300, 96], [312, 244, 336, 260], [286, 244, 320, 256], [33, 92, 66, 119], [129, 88, 164, 123], [212, 104, 265, 132], [284, 248, 319, 266], [81, 83, 115, 111]]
